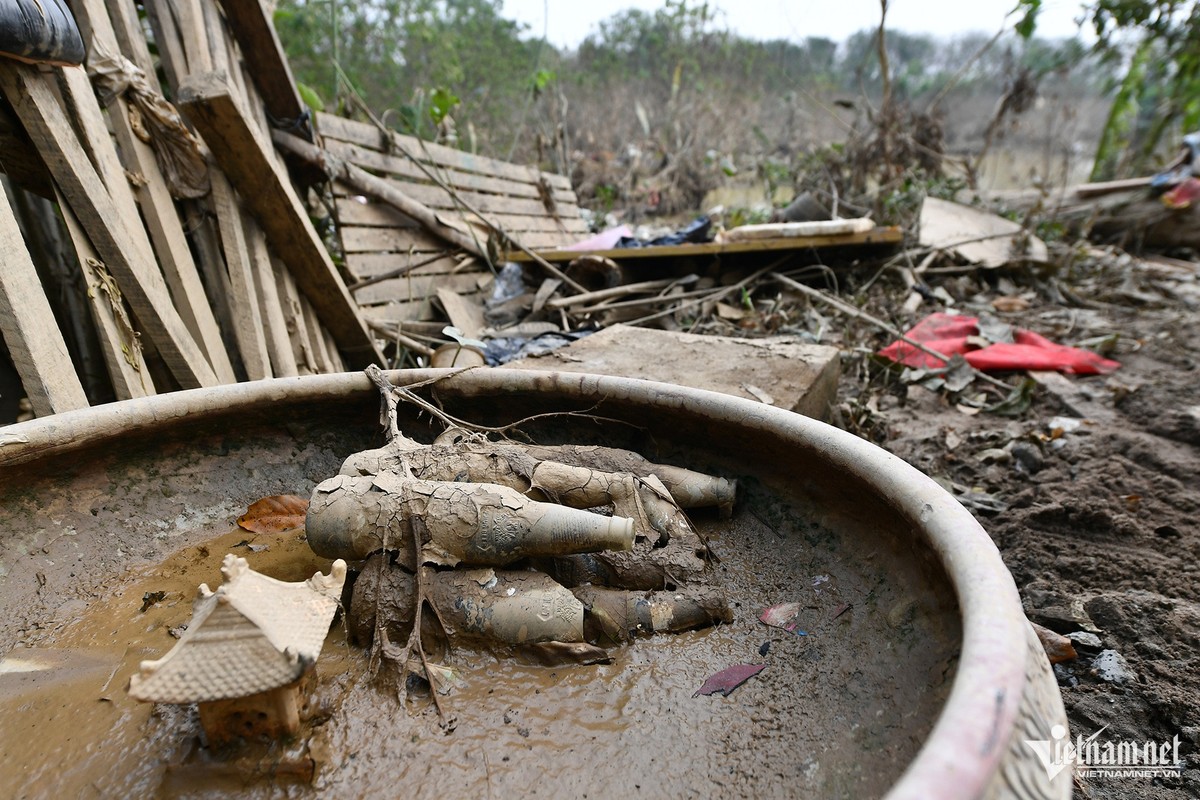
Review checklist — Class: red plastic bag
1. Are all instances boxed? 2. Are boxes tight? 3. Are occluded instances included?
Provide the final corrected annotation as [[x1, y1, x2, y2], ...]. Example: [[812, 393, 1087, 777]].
[[879, 313, 1120, 375]]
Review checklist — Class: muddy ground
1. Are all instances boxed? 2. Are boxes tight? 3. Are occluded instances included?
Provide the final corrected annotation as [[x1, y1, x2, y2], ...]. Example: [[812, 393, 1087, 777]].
[[817, 247, 1200, 798]]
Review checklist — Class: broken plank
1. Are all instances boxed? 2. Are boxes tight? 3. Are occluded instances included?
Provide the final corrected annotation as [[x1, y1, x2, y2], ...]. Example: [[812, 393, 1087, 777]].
[[316, 112, 571, 190], [1, 62, 216, 388], [437, 288, 486, 341], [58, 189, 155, 399], [177, 70, 380, 367], [0, 187, 88, 415], [245, 214, 298, 377], [210, 171, 271, 379], [215, 0, 307, 135], [324, 138, 574, 202]]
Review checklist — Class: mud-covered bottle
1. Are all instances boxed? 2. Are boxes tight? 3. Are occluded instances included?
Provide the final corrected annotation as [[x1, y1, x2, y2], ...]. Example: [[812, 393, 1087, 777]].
[[306, 473, 635, 565]]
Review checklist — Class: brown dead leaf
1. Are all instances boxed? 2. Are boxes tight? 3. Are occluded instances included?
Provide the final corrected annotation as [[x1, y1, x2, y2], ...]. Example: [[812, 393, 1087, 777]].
[[237, 494, 309, 534]]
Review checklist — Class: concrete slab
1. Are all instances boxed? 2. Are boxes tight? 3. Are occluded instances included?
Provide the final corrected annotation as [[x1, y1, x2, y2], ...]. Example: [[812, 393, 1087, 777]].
[[507, 325, 841, 420]]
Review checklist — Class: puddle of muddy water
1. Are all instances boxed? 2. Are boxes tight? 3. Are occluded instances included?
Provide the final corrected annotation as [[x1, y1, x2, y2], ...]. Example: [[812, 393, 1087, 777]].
[[0, 487, 953, 800]]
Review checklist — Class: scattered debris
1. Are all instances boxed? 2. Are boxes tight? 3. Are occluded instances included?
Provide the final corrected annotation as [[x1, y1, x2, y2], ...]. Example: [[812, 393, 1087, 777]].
[[1091, 649, 1136, 685], [759, 602, 805, 635], [919, 196, 1048, 267], [1032, 622, 1078, 664]]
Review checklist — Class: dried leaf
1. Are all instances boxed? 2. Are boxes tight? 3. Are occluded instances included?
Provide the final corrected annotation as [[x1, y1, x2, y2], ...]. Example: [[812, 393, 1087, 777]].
[[694, 663, 767, 697], [237, 495, 309, 534], [992, 295, 1031, 313]]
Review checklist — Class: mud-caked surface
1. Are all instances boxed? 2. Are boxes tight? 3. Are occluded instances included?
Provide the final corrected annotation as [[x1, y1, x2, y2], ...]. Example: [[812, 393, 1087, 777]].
[[832, 252, 1200, 798], [0, 475, 956, 799]]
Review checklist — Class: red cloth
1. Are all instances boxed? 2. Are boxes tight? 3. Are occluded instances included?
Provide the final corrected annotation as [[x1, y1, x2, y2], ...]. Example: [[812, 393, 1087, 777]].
[[878, 313, 1120, 375]]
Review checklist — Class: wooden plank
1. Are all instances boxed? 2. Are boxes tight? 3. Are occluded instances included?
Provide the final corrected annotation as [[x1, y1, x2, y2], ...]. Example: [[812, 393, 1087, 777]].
[[215, 0, 307, 134], [273, 258, 318, 374], [245, 214, 299, 377], [0, 188, 88, 415], [353, 272, 485, 307], [140, 0, 188, 91], [335, 199, 588, 233], [323, 327, 346, 372], [75, 0, 238, 383], [107, 0, 159, 88], [1, 63, 217, 388], [342, 225, 468, 254], [173, 0, 214, 72], [335, 182, 579, 218], [325, 138, 575, 202], [316, 112, 571, 190], [362, 298, 441, 324], [437, 288, 486, 341], [300, 297, 334, 373], [345, 253, 475, 278], [177, 70, 381, 368], [211, 172, 271, 380], [347, 252, 482, 279], [57, 190, 155, 400], [505, 226, 906, 263]]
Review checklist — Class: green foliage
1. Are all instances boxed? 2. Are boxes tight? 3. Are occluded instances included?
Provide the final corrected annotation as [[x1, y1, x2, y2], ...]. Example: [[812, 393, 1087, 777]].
[[1018, 0, 1200, 177], [296, 81, 324, 114], [428, 87, 460, 125]]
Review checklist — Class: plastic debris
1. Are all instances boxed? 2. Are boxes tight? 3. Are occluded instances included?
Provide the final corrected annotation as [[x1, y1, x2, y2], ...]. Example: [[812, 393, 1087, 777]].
[[879, 313, 1121, 375], [759, 602, 806, 635]]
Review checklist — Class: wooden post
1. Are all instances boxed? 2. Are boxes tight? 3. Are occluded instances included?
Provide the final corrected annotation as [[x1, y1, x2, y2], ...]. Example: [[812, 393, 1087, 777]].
[[210, 171, 271, 380], [0, 187, 89, 416], [0, 62, 217, 389], [177, 71, 381, 368]]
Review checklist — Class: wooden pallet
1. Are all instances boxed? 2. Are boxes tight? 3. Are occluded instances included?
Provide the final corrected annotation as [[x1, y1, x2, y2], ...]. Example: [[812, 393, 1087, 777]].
[[316, 112, 587, 324]]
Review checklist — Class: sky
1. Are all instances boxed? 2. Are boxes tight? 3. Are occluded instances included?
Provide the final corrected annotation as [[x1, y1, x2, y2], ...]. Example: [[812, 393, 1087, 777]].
[[500, 0, 1092, 47]]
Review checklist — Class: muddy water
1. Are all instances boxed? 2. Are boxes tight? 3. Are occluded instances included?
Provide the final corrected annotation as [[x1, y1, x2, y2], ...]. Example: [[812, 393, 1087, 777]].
[[0, 496, 954, 799]]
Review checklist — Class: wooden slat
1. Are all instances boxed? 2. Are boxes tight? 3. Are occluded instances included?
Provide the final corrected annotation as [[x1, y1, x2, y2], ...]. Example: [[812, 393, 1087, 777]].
[[325, 138, 575, 203], [245, 214, 298, 377], [1, 63, 217, 388], [362, 298, 441, 324], [353, 272, 486, 307], [335, 183, 579, 219], [177, 70, 381, 367], [215, 0, 307, 133], [505, 226, 907, 263], [211, 172, 271, 379], [316, 112, 571, 191], [58, 190, 155, 400], [0, 188, 88, 415], [107, 0, 159, 88], [341, 225, 469, 254], [346, 252, 487, 278], [437, 288, 485, 341], [274, 258, 318, 374], [335, 199, 588, 234], [141, 0, 188, 91], [75, 0, 238, 383], [300, 297, 334, 374]]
